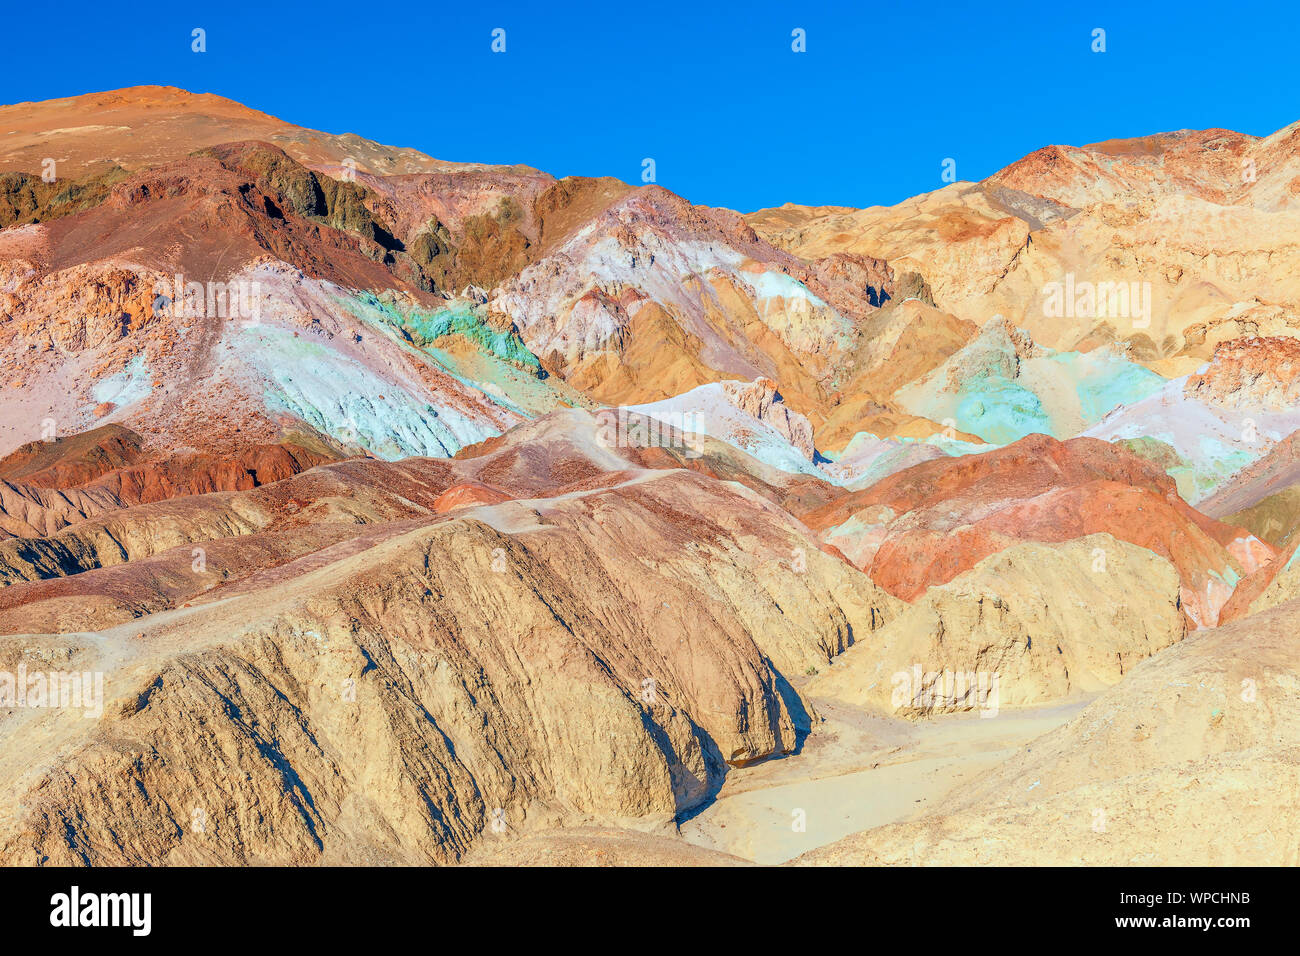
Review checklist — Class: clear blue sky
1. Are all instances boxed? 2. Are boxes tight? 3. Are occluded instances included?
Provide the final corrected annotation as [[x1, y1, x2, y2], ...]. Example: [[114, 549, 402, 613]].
[[3, 0, 1298, 211]]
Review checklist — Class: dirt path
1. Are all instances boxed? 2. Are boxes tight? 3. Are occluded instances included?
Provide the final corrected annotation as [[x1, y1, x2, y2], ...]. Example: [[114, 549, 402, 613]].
[[680, 695, 1090, 865]]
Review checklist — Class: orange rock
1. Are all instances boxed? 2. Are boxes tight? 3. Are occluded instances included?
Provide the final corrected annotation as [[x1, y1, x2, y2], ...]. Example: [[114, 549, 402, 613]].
[[432, 481, 514, 514], [1184, 335, 1300, 411]]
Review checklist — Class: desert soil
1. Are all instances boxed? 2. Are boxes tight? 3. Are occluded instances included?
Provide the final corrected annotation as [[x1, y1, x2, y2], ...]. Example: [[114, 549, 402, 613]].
[[678, 692, 1091, 864]]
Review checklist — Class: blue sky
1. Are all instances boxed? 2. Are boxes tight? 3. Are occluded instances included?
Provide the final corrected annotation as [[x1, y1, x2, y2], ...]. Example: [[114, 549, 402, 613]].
[[4, 0, 1298, 211]]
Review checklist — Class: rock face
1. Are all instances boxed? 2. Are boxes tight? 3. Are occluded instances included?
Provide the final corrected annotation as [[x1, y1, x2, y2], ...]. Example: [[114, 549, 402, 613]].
[[619, 377, 819, 469], [0, 426, 334, 538], [1219, 540, 1300, 622], [0, 403, 906, 864], [1184, 335, 1300, 410], [0, 407, 870, 632], [796, 596, 1300, 865], [0, 429, 331, 546], [718, 379, 815, 461], [487, 186, 892, 419], [0, 424, 143, 486], [0, 468, 896, 865], [1081, 365, 1300, 507], [809, 535, 1187, 714], [816, 297, 980, 451]]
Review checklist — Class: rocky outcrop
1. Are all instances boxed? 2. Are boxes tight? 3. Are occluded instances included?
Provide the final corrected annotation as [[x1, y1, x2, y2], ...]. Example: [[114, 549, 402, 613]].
[[0, 433, 333, 541], [488, 186, 885, 415], [746, 125, 1300, 372], [0, 480, 123, 539], [796, 595, 1300, 865], [1219, 540, 1300, 622], [718, 378, 815, 460], [0, 424, 144, 486], [1184, 335, 1300, 410], [1200, 428, 1300, 548], [809, 535, 1187, 714], [0, 469, 897, 865]]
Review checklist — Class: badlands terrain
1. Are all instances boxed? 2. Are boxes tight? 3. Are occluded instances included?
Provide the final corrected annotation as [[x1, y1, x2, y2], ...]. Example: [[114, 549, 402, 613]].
[[0, 87, 1297, 866]]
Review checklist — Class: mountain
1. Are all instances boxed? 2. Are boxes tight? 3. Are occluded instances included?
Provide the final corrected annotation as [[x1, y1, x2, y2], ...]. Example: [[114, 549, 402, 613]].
[[747, 127, 1300, 374], [0, 86, 526, 179], [1, 86, 1299, 867]]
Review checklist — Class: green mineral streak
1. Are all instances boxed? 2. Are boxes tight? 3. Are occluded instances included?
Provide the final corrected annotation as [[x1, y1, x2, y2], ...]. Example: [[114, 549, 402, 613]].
[[404, 304, 540, 368], [955, 379, 1053, 445], [339, 291, 544, 418], [355, 292, 538, 369]]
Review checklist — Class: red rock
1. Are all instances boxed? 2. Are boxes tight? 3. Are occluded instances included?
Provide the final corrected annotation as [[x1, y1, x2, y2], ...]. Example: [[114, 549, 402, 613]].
[[432, 481, 514, 513], [799, 433, 1274, 626]]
